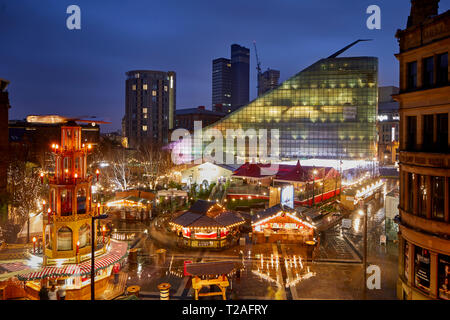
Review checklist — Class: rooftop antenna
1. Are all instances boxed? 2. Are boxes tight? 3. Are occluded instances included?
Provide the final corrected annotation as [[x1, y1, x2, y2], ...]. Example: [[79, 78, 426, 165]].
[[327, 39, 373, 59]]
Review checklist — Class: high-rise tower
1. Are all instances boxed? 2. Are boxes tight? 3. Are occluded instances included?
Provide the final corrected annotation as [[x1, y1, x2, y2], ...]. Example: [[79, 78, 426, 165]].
[[124, 70, 176, 148], [231, 44, 250, 111]]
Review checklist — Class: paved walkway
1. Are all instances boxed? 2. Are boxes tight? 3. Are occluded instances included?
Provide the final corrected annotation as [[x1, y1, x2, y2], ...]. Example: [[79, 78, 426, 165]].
[[99, 272, 128, 300]]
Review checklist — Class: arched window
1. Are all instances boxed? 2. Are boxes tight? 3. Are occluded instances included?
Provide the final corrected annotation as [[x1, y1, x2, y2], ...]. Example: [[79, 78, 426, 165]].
[[79, 224, 90, 248], [57, 226, 73, 251], [61, 189, 72, 216], [77, 188, 86, 214]]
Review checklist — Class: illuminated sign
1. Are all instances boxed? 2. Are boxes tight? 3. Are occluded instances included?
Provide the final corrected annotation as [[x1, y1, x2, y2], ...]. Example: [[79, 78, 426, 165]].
[[281, 185, 294, 209]]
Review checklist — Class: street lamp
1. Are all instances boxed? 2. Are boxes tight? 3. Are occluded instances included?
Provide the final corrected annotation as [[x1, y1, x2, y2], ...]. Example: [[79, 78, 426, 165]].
[[358, 205, 368, 299], [311, 168, 318, 207], [91, 214, 108, 300], [32, 237, 37, 253]]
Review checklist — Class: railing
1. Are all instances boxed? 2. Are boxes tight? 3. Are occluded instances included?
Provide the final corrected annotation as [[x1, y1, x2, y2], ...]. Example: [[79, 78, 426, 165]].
[[400, 151, 450, 168], [48, 176, 92, 185]]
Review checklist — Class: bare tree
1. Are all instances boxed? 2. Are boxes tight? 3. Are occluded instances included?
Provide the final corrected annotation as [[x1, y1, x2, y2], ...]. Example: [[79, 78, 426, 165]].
[[105, 148, 135, 191], [136, 142, 174, 189], [6, 160, 46, 242]]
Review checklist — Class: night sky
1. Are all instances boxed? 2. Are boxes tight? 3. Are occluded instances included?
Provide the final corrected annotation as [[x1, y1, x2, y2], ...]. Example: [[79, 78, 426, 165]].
[[1, 0, 449, 132]]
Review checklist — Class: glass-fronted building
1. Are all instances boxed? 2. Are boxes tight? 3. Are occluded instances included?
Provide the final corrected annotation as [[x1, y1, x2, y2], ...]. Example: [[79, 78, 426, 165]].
[[197, 56, 378, 162]]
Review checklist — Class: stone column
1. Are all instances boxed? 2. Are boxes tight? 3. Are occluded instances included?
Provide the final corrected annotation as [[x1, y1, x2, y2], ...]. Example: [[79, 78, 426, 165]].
[[445, 177, 449, 223], [430, 251, 438, 299], [404, 172, 410, 212], [406, 241, 414, 287]]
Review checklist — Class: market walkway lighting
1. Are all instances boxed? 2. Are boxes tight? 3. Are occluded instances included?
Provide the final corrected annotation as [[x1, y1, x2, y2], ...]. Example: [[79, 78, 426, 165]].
[[91, 213, 108, 300], [32, 237, 37, 253]]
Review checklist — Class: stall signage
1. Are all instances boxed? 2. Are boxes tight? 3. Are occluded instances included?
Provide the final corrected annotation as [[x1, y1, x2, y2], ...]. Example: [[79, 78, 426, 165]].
[[341, 219, 352, 229]]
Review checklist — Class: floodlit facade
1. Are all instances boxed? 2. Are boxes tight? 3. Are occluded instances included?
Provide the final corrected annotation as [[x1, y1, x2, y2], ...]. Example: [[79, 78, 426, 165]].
[[199, 56, 378, 161]]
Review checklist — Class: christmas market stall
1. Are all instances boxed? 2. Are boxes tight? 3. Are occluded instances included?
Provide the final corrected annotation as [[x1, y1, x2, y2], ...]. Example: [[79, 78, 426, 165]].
[[251, 204, 316, 244], [169, 200, 245, 249], [273, 161, 341, 206], [17, 239, 128, 300], [340, 178, 384, 210]]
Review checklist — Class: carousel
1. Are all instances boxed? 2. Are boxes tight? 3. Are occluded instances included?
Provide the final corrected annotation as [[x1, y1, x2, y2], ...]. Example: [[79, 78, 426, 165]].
[[16, 122, 128, 300], [251, 204, 316, 244], [169, 200, 245, 249]]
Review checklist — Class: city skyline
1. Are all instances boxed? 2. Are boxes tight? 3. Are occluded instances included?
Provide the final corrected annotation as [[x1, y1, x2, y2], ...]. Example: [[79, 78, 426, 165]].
[[1, 0, 450, 132]]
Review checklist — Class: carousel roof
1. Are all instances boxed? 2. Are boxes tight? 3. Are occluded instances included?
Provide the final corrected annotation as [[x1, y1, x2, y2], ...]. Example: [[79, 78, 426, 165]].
[[16, 240, 128, 281], [171, 200, 244, 228]]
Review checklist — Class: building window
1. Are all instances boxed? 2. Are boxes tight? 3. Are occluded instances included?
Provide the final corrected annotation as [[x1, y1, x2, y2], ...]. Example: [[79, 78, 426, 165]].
[[152, 90, 157, 96], [437, 53, 448, 85], [407, 173, 414, 212], [407, 61, 417, 89], [143, 108, 147, 114], [437, 113, 448, 151], [406, 116, 417, 150], [438, 254, 450, 300], [132, 84, 136, 91], [142, 125, 147, 131], [414, 246, 431, 293], [418, 175, 427, 217], [423, 114, 434, 150], [143, 84, 148, 90], [422, 57, 434, 87], [432, 176, 445, 221]]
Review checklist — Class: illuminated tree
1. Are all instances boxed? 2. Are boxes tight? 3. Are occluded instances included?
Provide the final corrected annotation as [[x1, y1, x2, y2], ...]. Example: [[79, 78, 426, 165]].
[[5, 160, 46, 242]]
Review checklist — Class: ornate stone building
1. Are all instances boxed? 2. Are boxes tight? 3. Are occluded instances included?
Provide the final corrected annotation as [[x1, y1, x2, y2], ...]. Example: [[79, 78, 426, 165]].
[[395, 0, 450, 300]]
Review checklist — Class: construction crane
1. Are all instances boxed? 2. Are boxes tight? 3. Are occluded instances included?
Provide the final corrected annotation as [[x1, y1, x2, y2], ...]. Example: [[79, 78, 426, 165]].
[[253, 41, 262, 95]]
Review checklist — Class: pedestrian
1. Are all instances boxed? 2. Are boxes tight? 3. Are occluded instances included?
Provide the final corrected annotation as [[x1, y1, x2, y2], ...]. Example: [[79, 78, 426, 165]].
[[48, 284, 58, 300], [113, 263, 120, 285], [39, 283, 49, 300], [57, 282, 66, 300]]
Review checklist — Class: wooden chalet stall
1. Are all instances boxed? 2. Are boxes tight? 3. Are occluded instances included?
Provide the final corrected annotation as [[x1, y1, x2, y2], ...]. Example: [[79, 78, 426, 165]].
[[273, 161, 341, 206], [106, 190, 155, 221], [169, 200, 245, 249], [252, 204, 316, 244]]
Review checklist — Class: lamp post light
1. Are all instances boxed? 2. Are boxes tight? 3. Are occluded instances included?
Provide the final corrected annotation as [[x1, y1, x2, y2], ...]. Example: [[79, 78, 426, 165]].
[[91, 214, 108, 300], [358, 204, 368, 299], [311, 168, 318, 207], [96, 169, 100, 182], [32, 237, 37, 253], [40, 172, 44, 184]]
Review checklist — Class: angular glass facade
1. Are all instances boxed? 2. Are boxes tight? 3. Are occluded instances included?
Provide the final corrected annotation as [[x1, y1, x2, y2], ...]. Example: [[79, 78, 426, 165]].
[[199, 56, 378, 161]]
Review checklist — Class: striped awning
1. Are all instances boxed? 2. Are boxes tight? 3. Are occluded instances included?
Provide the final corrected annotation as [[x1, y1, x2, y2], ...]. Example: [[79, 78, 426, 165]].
[[17, 240, 128, 281]]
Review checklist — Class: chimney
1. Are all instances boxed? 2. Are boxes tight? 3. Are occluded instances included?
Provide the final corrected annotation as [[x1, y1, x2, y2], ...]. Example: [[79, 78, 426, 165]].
[[407, 0, 439, 28]]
